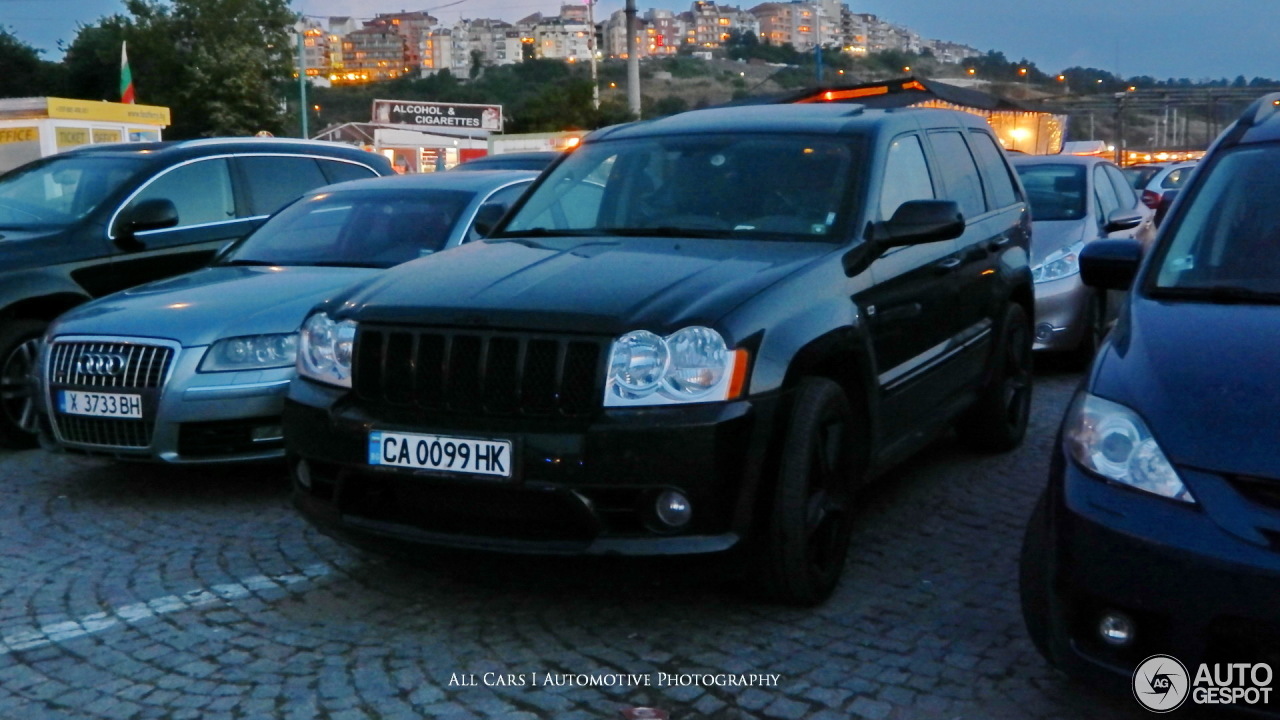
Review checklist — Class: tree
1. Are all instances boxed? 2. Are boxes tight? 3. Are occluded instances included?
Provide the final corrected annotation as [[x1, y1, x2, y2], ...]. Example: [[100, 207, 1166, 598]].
[[63, 0, 295, 138], [0, 29, 65, 98]]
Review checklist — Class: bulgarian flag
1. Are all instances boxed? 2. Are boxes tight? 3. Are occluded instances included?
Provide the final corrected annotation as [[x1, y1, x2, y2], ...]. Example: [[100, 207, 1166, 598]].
[[120, 41, 136, 104]]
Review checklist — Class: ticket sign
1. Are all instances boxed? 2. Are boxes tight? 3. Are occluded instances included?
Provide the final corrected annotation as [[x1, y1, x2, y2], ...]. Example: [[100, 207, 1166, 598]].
[[372, 99, 502, 132], [56, 127, 90, 149]]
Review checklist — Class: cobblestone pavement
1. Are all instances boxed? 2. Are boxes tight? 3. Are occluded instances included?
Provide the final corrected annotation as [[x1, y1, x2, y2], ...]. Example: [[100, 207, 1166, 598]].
[[0, 367, 1217, 720]]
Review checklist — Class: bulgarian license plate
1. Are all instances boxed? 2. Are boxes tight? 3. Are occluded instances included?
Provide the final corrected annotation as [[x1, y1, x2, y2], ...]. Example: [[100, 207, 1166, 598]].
[[58, 390, 143, 419], [368, 430, 512, 478]]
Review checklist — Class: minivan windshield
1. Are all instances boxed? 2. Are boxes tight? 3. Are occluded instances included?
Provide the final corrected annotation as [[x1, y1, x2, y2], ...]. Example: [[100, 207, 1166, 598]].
[[499, 133, 861, 241], [0, 155, 146, 230], [1151, 144, 1280, 300], [222, 187, 475, 269], [1014, 164, 1087, 222]]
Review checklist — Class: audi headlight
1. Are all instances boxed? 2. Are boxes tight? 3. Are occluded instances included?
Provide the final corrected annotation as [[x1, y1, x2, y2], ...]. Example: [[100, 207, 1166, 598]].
[[605, 326, 745, 407], [199, 333, 298, 372], [1063, 392, 1193, 503], [1031, 240, 1084, 283], [297, 312, 357, 388]]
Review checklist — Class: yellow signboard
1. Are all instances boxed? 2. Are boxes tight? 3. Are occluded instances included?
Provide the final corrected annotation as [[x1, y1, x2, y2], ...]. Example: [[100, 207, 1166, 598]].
[[0, 127, 38, 144], [45, 97, 170, 126], [56, 127, 90, 149], [92, 128, 123, 143]]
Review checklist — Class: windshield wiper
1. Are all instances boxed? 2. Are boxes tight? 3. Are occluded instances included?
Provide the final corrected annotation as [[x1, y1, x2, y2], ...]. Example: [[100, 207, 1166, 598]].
[[1151, 284, 1280, 304], [597, 226, 733, 239], [492, 228, 599, 238], [219, 259, 282, 267]]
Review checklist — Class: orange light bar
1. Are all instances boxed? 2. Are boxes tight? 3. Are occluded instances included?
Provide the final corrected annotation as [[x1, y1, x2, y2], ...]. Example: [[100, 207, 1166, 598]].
[[727, 349, 750, 399], [797, 86, 889, 103]]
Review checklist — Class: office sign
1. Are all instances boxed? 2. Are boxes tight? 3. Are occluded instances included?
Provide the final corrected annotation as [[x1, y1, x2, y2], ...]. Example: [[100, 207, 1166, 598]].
[[372, 99, 503, 132]]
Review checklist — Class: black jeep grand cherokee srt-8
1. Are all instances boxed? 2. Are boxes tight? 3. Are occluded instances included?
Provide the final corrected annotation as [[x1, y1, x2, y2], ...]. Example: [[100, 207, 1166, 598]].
[[286, 103, 1033, 605]]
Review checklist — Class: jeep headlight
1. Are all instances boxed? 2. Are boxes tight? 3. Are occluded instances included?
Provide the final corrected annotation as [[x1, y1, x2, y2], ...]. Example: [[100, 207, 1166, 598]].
[[605, 326, 745, 407], [297, 312, 357, 388], [1031, 240, 1084, 283], [199, 333, 298, 372], [1063, 392, 1194, 503]]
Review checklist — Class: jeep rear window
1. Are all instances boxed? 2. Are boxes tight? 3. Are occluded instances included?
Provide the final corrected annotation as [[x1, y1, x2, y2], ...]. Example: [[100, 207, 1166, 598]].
[[501, 133, 863, 241], [0, 155, 145, 229]]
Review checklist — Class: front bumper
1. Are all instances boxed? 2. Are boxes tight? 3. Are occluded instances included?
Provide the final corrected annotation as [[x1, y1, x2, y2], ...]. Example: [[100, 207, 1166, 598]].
[[1040, 448, 1280, 687], [1031, 274, 1090, 352], [42, 335, 291, 464], [285, 377, 783, 556]]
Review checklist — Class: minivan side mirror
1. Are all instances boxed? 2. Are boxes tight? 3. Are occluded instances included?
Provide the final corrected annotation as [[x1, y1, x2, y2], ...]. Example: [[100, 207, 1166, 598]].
[[1080, 238, 1143, 290], [1103, 208, 1143, 234], [471, 202, 508, 238], [116, 198, 179, 249], [875, 200, 965, 247]]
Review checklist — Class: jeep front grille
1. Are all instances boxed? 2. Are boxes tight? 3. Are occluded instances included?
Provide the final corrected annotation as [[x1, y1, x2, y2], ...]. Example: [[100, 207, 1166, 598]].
[[354, 327, 605, 418]]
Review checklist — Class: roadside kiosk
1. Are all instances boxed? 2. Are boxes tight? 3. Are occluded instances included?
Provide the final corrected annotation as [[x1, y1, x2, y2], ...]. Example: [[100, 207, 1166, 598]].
[[0, 97, 171, 173]]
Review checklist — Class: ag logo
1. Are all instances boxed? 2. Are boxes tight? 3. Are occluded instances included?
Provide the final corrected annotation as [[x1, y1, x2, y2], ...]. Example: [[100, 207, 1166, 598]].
[[1133, 654, 1190, 712]]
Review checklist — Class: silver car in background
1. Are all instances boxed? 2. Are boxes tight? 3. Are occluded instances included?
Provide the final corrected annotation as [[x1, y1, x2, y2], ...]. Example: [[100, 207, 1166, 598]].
[[37, 170, 536, 463], [1010, 154, 1155, 364]]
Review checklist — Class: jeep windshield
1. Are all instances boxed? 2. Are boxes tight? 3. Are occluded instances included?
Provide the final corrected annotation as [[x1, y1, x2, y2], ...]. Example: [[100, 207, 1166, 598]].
[[497, 133, 862, 242], [0, 155, 146, 231], [1149, 144, 1280, 300]]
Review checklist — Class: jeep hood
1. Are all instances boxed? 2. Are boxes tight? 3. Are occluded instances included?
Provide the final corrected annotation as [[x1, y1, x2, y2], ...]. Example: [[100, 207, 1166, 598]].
[[50, 266, 379, 347], [331, 235, 835, 334]]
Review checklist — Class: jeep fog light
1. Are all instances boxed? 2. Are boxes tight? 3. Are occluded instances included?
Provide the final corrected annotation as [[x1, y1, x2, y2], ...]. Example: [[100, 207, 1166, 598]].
[[251, 424, 284, 442], [1099, 611, 1135, 647], [655, 490, 692, 528]]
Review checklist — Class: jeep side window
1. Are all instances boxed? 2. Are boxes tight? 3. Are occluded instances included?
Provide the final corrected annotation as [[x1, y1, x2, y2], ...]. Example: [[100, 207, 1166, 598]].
[[929, 130, 986, 219], [879, 134, 934, 220], [122, 158, 234, 231], [967, 130, 1021, 209]]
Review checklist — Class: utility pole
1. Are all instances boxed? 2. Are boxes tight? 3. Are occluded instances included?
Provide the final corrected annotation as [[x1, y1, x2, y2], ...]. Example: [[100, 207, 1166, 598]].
[[297, 21, 309, 139], [625, 0, 640, 117], [586, 0, 599, 109]]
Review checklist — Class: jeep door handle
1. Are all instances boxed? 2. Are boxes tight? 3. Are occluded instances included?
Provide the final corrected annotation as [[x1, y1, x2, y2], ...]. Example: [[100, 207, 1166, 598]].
[[934, 257, 962, 274], [987, 237, 1012, 252]]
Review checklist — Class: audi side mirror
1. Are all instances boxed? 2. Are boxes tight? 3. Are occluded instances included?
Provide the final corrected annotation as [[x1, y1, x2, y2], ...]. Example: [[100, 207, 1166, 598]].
[[115, 199, 179, 250]]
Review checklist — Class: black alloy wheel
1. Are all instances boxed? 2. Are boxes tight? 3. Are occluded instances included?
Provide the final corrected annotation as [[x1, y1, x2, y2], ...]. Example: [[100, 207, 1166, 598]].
[[0, 320, 46, 449]]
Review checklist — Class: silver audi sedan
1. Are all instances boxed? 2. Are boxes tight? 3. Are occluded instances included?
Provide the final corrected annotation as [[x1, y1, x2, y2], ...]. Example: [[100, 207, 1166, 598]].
[[36, 170, 536, 463], [1010, 154, 1155, 365]]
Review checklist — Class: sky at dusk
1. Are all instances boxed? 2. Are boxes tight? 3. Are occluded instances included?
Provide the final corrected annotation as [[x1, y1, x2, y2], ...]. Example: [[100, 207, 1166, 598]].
[[4, 0, 1277, 82]]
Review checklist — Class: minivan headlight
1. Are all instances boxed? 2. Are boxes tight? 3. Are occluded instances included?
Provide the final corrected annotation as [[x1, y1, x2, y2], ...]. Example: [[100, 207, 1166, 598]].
[[1032, 240, 1084, 283], [199, 333, 298, 372], [605, 326, 744, 407], [1063, 392, 1194, 503], [297, 312, 357, 388]]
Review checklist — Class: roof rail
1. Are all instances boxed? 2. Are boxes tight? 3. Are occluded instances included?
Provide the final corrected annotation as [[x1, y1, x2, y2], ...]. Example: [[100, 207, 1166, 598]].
[[172, 137, 337, 148]]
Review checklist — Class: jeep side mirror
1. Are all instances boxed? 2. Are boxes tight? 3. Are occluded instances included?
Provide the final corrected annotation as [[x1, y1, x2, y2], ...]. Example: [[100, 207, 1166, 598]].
[[116, 199, 179, 249], [471, 202, 508, 238], [876, 200, 965, 247], [1080, 238, 1142, 290], [1103, 208, 1143, 234]]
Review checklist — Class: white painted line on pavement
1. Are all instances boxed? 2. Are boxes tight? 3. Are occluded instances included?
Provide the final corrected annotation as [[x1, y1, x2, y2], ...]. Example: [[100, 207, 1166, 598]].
[[0, 562, 332, 655]]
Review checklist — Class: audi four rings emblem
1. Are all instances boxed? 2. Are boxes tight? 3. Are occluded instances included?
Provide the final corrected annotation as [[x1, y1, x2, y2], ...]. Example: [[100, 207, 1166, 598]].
[[76, 352, 128, 377]]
